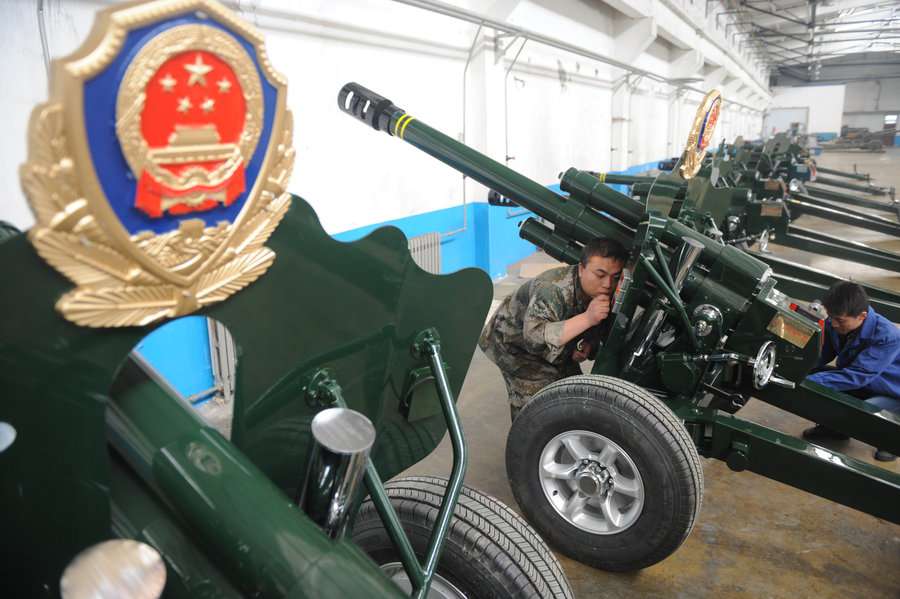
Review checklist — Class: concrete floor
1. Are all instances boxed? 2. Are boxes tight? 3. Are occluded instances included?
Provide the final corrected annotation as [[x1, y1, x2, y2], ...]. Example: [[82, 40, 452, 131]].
[[404, 148, 900, 598]]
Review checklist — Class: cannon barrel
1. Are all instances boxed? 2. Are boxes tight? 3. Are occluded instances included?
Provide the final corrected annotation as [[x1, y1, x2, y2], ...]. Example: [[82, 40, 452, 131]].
[[520, 218, 583, 265], [338, 83, 769, 289], [559, 168, 644, 227], [338, 83, 632, 247]]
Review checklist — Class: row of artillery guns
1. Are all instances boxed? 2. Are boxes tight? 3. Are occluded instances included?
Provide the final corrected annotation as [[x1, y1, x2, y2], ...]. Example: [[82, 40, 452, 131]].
[[339, 84, 900, 573], [600, 131, 900, 324]]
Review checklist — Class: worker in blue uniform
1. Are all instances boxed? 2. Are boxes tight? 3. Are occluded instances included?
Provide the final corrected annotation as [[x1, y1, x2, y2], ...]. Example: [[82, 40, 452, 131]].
[[803, 281, 900, 462]]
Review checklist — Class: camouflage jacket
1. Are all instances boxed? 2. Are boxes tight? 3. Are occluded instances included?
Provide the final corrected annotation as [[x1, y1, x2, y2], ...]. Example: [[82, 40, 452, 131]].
[[479, 265, 605, 405]]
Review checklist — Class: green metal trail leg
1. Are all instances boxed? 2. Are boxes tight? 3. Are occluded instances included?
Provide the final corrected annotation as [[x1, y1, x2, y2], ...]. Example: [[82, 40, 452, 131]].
[[779, 226, 900, 273], [703, 412, 900, 524], [750, 252, 900, 323], [787, 196, 900, 237], [417, 332, 467, 595], [816, 165, 870, 182], [755, 380, 900, 455], [358, 328, 467, 599], [814, 175, 887, 196], [801, 186, 897, 214]]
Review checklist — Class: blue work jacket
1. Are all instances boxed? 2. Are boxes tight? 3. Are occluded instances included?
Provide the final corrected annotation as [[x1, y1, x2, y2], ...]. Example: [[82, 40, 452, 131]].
[[806, 307, 900, 399]]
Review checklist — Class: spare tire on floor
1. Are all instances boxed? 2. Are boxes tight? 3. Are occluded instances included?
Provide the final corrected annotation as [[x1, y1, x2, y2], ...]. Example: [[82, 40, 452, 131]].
[[353, 476, 573, 599], [506, 375, 703, 572]]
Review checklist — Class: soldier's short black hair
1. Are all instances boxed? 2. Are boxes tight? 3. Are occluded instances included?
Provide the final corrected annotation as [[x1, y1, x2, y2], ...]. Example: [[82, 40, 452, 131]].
[[580, 238, 628, 266], [822, 281, 868, 317]]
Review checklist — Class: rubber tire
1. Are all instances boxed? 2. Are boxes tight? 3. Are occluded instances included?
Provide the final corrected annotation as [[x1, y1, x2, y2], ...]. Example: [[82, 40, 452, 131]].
[[506, 375, 703, 572], [353, 476, 573, 599]]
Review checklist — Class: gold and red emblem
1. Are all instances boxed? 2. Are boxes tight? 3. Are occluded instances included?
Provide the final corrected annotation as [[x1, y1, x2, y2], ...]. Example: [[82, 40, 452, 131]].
[[679, 89, 722, 180], [19, 0, 294, 327]]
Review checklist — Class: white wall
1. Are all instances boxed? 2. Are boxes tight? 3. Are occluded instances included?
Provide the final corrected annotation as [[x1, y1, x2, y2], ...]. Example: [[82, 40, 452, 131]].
[[842, 78, 900, 132], [842, 113, 887, 132], [0, 0, 768, 232], [768, 85, 845, 135]]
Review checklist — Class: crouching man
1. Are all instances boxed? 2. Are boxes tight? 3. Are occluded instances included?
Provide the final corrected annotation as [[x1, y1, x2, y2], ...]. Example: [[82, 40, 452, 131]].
[[803, 281, 900, 462], [479, 238, 627, 422]]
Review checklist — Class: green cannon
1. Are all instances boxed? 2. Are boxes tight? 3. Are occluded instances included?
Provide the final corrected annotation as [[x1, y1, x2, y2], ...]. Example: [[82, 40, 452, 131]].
[[338, 82, 900, 572], [590, 157, 900, 323], [0, 2, 573, 598], [729, 136, 898, 211]]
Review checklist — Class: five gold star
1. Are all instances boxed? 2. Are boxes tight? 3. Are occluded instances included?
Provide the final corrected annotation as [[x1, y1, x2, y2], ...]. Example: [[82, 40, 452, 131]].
[[184, 54, 213, 87], [201, 98, 215, 113], [216, 78, 232, 93], [177, 97, 192, 113], [159, 73, 176, 92]]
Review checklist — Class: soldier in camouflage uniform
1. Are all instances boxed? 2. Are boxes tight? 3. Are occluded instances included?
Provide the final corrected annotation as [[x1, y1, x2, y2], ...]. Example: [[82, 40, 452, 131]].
[[479, 238, 627, 421]]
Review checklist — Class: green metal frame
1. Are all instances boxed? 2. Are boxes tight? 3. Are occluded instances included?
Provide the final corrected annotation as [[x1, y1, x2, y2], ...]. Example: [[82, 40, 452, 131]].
[[786, 195, 900, 237], [803, 184, 899, 215], [305, 328, 467, 599], [748, 251, 900, 323], [815, 164, 870, 182], [779, 225, 900, 273], [814, 174, 890, 196], [677, 405, 900, 524]]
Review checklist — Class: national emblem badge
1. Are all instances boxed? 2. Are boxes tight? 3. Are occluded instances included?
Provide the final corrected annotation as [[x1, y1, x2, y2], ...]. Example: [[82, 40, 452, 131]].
[[679, 89, 722, 180], [19, 0, 294, 327]]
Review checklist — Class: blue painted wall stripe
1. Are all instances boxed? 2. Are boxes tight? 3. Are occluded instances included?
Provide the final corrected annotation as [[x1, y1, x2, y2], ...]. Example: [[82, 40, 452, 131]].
[[333, 158, 665, 280], [136, 315, 214, 400]]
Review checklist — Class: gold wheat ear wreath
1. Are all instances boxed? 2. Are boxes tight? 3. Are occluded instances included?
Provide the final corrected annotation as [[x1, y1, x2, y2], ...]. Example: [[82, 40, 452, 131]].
[[19, 0, 296, 328], [679, 89, 723, 181]]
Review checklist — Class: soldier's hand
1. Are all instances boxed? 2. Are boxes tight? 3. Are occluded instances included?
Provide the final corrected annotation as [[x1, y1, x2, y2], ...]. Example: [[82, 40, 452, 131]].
[[586, 294, 610, 325]]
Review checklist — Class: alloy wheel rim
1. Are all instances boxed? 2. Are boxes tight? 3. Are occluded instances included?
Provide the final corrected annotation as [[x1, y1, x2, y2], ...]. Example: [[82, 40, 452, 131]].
[[538, 429, 645, 535], [380, 563, 468, 599]]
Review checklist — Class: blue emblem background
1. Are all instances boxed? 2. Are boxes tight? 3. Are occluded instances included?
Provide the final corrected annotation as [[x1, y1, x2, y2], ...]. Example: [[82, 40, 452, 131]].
[[83, 13, 278, 236], [696, 97, 721, 151]]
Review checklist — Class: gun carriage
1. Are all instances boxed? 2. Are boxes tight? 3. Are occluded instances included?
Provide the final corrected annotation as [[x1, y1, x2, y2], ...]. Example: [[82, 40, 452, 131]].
[[338, 83, 900, 572], [597, 139, 900, 323], [0, 2, 574, 598]]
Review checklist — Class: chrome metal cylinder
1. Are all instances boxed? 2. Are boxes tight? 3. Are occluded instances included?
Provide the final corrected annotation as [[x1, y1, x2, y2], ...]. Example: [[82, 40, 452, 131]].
[[670, 237, 705, 290], [299, 407, 376, 539], [628, 308, 667, 365]]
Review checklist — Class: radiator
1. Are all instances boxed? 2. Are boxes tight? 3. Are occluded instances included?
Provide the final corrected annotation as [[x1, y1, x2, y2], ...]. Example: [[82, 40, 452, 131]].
[[203, 319, 237, 439], [408, 232, 442, 274]]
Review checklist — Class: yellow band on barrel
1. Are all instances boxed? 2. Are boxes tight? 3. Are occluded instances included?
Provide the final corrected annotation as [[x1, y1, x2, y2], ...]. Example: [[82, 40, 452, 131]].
[[398, 116, 416, 139], [597, 172, 606, 183], [393, 113, 411, 137]]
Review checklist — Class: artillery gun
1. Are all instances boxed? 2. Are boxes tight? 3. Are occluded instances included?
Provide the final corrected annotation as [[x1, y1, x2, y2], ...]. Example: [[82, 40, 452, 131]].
[[725, 135, 898, 209], [591, 153, 900, 323], [339, 82, 900, 572], [0, 3, 573, 598], [602, 128, 900, 303]]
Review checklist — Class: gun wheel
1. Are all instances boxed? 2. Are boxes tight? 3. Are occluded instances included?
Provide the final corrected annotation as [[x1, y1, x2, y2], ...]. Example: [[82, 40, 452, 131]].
[[353, 476, 574, 599], [506, 375, 703, 571]]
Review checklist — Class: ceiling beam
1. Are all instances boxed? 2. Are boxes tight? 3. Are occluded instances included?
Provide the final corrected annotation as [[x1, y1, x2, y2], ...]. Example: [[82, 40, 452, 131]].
[[752, 24, 810, 43], [739, 1, 808, 27]]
